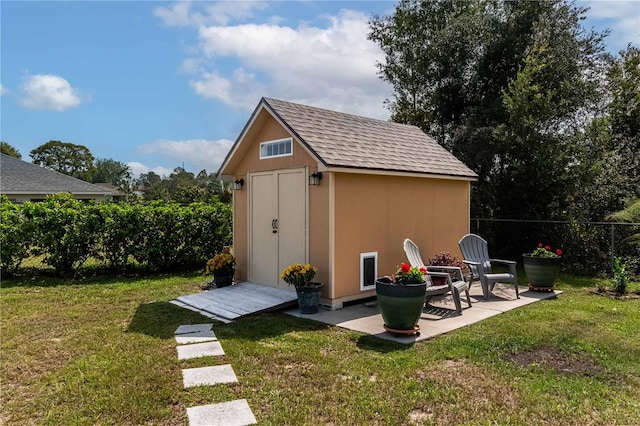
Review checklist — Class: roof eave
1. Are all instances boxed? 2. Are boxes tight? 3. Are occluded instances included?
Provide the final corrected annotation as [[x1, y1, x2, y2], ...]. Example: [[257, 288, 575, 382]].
[[321, 165, 478, 182]]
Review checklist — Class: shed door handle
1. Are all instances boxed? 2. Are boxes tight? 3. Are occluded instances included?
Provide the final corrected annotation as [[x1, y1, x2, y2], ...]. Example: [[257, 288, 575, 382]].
[[272, 219, 278, 233]]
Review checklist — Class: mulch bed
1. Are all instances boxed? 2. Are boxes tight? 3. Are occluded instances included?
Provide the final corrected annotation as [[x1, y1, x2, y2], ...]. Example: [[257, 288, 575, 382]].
[[588, 289, 640, 300]]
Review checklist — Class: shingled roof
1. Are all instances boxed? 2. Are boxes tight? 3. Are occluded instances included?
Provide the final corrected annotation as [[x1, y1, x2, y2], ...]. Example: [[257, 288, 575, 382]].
[[220, 97, 477, 180], [0, 154, 110, 196]]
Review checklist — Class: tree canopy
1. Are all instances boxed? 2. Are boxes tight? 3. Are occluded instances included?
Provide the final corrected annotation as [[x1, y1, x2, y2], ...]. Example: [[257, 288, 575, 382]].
[[369, 0, 612, 220], [92, 158, 132, 190], [1, 142, 22, 159], [30, 140, 96, 181]]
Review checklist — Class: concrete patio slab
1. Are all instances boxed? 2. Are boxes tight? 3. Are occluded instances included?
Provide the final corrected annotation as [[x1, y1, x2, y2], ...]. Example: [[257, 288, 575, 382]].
[[182, 364, 238, 388], [186, 399, 257, 426], [177, 341, 225, 360], [175, 330, 217, 345], [285, 284, 561, 344], [175, 323, 213, 335]]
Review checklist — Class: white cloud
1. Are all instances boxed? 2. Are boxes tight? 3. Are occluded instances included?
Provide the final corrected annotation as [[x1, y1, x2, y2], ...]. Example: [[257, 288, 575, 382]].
[[154, 0, 268, 27], [584, 1, 640, 52], [137, 138, 235, 173], [188, 9, 391, 119], [20, 74, 83, 111], [127, 162, 174, 179], [0, 83, 7, 95]]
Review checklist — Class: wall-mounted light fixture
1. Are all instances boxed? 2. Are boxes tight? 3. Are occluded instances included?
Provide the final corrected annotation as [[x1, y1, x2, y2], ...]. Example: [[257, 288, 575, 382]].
[[233, 178, 244, 190], [309, 172, 323, 186]]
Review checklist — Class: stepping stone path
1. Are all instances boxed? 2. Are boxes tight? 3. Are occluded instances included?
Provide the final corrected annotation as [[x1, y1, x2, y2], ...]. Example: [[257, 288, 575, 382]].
[[175, 323, 257, 425]]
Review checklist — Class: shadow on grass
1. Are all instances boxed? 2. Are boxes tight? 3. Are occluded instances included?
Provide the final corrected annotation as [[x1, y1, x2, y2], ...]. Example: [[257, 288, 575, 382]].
[[215, 312, 329, 341], [127, 301, 214, 339], [355, 334, 413, 353]]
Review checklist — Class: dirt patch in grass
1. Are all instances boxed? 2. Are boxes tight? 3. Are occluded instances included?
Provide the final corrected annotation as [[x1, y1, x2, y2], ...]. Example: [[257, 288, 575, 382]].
[[504, 346, 605, 376], [408, 359, 520, 425]]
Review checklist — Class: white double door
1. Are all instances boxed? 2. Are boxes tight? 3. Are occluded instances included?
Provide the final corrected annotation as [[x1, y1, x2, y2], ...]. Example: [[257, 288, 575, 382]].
[[249, 168, 307, 289]]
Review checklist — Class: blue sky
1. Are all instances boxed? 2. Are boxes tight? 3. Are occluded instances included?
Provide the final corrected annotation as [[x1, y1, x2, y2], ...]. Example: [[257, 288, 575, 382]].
[[1, 1, 638, 178]]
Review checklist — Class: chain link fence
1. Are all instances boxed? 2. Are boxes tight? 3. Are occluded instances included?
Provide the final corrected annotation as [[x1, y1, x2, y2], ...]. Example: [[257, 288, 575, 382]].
[[470, 218, 640, 276]]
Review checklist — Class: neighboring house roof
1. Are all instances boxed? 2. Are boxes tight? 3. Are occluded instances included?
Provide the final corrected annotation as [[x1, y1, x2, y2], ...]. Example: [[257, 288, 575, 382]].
[[219, 97, 478, 180], [93, 182, 126, 196], [0, 154, 110, 196]]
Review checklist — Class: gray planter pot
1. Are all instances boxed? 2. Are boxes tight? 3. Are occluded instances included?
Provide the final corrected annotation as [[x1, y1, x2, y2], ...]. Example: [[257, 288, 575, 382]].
[[295, 282, 323, 314], [376, 277, 426, 333], [522, 254, 561, 289]]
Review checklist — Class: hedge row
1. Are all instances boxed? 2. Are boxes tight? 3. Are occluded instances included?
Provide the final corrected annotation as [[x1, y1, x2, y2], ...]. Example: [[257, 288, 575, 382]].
[[0, 193, 232, 275]]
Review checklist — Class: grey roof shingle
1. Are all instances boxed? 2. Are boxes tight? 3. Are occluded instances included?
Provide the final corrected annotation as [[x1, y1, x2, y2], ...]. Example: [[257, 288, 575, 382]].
[[262, 98, 477, 179], [0, 154, 110, 195]]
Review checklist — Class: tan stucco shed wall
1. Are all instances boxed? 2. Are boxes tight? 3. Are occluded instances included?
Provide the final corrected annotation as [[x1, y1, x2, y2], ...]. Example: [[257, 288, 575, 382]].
[[331, 172, 470, 300], [228, 112, 330, 295]]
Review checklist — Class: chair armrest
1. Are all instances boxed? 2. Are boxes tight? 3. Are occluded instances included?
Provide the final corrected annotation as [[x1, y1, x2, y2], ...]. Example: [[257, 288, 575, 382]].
[[489, 259, 517, 275], [462, 260, 481, 266], [426, 265, 463, 281], [489, 259, 516, 265]]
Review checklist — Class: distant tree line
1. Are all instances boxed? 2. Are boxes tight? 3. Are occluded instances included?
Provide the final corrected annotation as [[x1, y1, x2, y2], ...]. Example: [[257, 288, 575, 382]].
[[369, 0, 639, 267], [1, 140, 231, 204]]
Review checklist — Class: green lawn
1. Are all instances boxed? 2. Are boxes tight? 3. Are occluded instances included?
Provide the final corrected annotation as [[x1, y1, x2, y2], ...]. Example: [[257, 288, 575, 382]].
[[1, 272, 639, 425]]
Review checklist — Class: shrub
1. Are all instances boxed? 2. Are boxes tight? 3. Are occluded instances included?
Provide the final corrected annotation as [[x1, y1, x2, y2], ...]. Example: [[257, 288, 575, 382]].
[[22, 193, 103, 275], [0, 196, 233, 275], [0, 195, 33, 275], [612, 256, 629, 295]]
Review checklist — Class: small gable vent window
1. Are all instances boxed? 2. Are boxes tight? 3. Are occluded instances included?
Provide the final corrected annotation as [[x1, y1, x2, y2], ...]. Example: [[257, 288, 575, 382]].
[[260, 138, 293, 159]]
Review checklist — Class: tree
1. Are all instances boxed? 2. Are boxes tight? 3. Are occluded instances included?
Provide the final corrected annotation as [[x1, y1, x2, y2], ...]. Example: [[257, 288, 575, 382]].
[[605, 45, 640, 201], [30, 140, 96, 181], [369, 0, 609, 219], [139, 171, 168, 201], [568, 45, 640, 223], [92, 158, 132, 190], [1, 142, 22, 159]]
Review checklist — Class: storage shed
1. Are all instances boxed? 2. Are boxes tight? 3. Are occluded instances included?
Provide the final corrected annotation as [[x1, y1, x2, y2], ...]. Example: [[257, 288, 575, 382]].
[[218, 98, 478, 309]]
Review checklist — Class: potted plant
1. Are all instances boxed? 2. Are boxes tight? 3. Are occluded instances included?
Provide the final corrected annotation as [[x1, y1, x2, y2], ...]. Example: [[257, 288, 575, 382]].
[[376, 263, 427, 336], [281, 263, 323, 314], [428, 251, 468, 286], [523, 243, 563, 290], [205, 248, 235, 288]]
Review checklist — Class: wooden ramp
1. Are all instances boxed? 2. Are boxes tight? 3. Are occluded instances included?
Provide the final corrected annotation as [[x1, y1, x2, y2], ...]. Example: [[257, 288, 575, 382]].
[[171, 282, 298, 322]]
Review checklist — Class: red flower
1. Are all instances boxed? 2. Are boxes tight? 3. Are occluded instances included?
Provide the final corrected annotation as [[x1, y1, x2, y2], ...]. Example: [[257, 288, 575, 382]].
[[538, 243, 543, 247], [419, 267, 427, 274], [556, 249, 563, 256], [401, 263, 411, 273], [545, 245, 551, 251]]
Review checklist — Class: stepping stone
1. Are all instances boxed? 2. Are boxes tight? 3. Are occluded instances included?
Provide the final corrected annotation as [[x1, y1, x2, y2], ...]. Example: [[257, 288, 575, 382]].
[[175, 330, 217, 344], [175, 323, 213, 335], [186, 399, 256, 426], [177, 341, 225, 360], [182, 364, 238, 388]]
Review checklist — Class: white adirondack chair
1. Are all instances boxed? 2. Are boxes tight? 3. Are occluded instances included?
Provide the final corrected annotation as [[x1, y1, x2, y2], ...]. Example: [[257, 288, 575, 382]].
[[403, 239, 471, 314]]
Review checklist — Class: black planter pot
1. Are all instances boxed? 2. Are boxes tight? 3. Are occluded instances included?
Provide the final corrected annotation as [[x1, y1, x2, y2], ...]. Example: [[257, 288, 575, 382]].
[[295, 282, 323, 314], [522, 254, 561, 290], [376, 277, 426, 334], [214, 271, 234, 288]]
